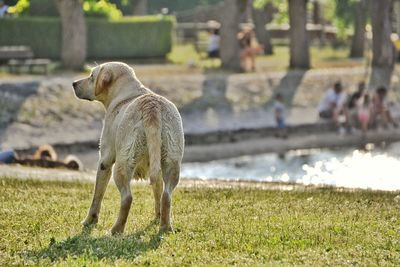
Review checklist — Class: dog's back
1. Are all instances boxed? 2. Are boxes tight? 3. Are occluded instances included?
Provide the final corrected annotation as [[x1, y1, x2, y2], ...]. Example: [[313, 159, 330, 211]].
[[115, 92, 184, 180]]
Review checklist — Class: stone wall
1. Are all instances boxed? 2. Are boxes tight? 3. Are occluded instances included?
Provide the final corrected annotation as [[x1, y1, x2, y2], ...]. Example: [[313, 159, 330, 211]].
[[1, 67, 400, 149]]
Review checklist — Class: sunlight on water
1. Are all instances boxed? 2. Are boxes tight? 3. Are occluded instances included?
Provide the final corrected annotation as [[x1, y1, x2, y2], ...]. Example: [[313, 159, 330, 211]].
[[181, 144, 400, 191], [299, 151, 400, 190]]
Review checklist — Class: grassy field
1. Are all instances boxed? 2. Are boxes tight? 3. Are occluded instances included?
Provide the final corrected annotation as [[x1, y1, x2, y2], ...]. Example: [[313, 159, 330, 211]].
[[167, 44, 367, 72], [1, 178, 399, 266]]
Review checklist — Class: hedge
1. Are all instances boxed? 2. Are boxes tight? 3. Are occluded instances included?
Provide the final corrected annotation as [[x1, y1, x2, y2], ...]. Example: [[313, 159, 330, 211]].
[[0, 17, 61, 58], [0, 16, 174, 59]]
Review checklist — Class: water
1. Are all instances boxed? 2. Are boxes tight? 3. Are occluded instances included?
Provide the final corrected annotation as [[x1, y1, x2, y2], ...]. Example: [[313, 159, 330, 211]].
[[181, 143, 400, 191]]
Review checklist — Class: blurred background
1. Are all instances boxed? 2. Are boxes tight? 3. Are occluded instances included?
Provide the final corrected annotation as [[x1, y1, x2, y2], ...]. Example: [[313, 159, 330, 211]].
[[1, 0, 400, 190]]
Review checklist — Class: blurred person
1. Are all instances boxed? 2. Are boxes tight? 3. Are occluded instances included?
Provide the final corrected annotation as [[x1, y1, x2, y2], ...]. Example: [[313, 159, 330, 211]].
[[0, 0, 9, 17], [273, 93, 288, 138], [357, 93, 372, 135], [347, 81, 365, 128], [207, 28, 220, 59], [318, 81, 349, 133], [237, 24, 263, 72], [372, 86, 398, 128]]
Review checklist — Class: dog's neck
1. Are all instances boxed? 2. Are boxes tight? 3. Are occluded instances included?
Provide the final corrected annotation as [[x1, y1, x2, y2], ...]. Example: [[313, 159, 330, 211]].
[[103, 77, 151, 112]]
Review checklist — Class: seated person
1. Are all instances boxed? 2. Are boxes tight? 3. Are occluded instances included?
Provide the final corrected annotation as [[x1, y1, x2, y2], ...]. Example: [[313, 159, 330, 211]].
[[318, 81, 348, 128], [357, 93, 372, 135], [372, 86, 398, 128], [347, 81, 365, 127]]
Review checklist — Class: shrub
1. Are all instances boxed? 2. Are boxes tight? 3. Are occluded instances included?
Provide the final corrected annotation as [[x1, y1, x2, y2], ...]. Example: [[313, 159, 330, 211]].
[[0, 15, 174, 59], [0, 17, 61, 58], [83, 0, 122, 20], [86, 16, 174, 59], [10, 0, 123, 19], [7, 0, 29, 16]]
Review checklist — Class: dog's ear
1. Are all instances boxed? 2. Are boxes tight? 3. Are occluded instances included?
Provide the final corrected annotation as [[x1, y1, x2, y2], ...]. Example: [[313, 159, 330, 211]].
[[95, 67, 113, 96]]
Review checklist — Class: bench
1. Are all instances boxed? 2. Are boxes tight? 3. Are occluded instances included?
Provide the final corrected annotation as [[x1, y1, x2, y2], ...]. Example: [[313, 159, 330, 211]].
[[8, 59, 51, 75], [0, 46, 51, 75]]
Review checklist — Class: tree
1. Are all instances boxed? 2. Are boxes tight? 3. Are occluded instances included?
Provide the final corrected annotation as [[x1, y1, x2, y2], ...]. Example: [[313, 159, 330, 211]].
[[288, 0, 310, 69], [349, 0, 369, 58], [55, 0, 86, 70], [252, 2, 275, 54], [369, 0, 395, 89], [220, 0, 247, 71], [132, 0, 147, 15]]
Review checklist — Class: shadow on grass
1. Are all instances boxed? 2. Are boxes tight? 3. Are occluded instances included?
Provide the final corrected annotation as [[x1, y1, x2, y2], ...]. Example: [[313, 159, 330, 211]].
[[24, 221, 164, 262]]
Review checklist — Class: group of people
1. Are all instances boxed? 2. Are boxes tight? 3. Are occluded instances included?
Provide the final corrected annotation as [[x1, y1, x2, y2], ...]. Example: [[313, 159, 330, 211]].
[[318, 81, 397, 134], [273, 81, 398, 138], [207, 22, 264, 72]]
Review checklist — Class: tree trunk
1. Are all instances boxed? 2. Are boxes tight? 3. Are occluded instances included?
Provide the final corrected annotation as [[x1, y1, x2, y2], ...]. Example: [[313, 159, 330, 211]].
[[349, 0, 368, 58], [220, 0, 247, 71], [288, 0, 310, 69], [252, 2, 274, 55], [55, 0, 86, 70], [132, 0, 147, 16], [369, 0, 395, 89], [312, 0, 321, 24]]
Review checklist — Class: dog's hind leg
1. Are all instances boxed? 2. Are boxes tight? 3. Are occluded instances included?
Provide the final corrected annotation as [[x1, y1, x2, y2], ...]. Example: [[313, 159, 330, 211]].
[[110, 163, 132, 235], [150, 174, 163, 221], [160, 160, 180, 233]]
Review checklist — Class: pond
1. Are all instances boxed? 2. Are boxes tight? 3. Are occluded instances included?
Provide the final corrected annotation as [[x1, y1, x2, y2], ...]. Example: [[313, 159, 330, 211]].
[[181, 142, 400, 191]]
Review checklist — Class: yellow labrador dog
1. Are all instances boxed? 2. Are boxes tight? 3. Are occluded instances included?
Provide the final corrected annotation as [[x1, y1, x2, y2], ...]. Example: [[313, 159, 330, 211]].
[[72, 62, 184, 233]]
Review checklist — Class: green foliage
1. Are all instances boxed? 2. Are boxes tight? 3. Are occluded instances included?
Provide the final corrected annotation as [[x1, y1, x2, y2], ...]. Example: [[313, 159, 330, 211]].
[[324, 0, 357, 41], [0, 15, 174, 59], [253, 0, 289, 25], [1, 178, 399, 265], [9, 0, 124, 18], [83, 0, 122, 19], [7, 0, 29, 16]]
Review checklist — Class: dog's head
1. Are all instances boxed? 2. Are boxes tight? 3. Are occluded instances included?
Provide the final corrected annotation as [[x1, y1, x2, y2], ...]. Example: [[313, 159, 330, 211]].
[[72, 62, 134, 103]]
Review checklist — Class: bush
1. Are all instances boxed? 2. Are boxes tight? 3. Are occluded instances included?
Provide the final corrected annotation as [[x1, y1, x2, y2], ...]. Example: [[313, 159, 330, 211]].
[[0, 17, 61, 58], [0, 16, 174, 59], [7, 0, 30, 16], [10, 0, 123, 19], [87, 16, 174, 59], [83, 0, 122, 19]]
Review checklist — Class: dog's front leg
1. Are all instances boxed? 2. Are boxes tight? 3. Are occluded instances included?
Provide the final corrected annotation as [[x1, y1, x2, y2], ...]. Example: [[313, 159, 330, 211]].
[[82, 154, 114, 226]]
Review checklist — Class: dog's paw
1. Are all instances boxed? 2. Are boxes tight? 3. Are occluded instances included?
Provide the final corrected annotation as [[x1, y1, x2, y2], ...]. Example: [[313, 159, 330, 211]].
[[159, 224, 174, 234], [110, 224, 125, 235], [81, 214, 98, 226]]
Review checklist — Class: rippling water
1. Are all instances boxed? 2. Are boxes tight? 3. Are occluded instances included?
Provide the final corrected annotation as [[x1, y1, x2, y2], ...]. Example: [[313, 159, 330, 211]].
[[181, 143, 400, 191]]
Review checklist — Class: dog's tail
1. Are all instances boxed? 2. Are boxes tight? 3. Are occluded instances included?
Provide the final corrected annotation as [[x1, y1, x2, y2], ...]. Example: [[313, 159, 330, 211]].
[[142, 97, 162, 181]]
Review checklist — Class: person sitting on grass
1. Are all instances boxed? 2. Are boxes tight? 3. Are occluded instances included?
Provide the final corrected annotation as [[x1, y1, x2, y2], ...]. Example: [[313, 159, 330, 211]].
[[372, 86, 398, 129], [318, 81, 349, 134], [347, 81, 365, 128], [273, 93, 288, 138]]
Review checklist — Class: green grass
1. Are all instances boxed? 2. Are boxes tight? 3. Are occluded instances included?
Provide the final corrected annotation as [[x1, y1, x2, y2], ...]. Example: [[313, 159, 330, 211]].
[[1, 178, 399, 266], [167, 43, 366, 73]]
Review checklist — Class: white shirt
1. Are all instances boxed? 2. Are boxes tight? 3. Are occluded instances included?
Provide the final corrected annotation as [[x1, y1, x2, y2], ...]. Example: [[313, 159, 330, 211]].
[[207, 34, 220, 52], [318, 89, 346, 112]]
